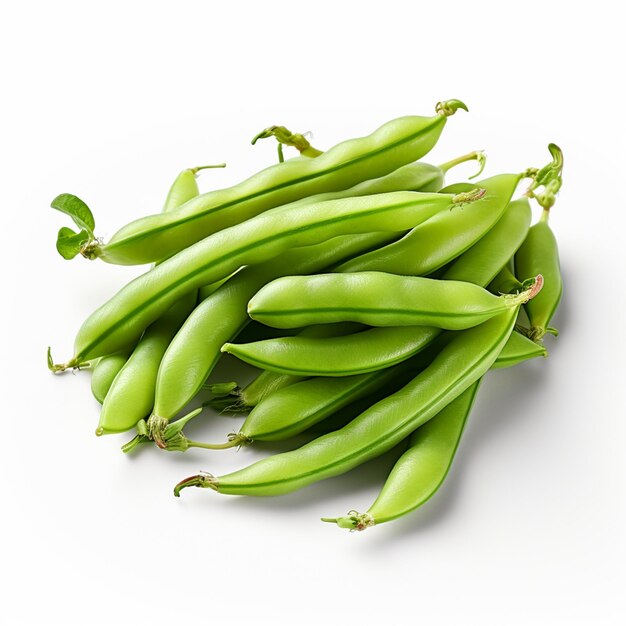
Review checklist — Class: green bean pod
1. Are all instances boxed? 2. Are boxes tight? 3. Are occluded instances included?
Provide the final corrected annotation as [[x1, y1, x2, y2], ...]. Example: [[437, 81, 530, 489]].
[[334, 172, 522, 275], [311, 336, 546, 436], [223, 197, 532, 379], [150, 237, 395, 430], [183, 326, 544, 451], [489, 265, 524, 295], [83, 101, 466, 265], [514, 211, 562, 341], [90, 348, 134, 404], [97, 292, 197, 435], [51, 189, 463, 371], [95, 166, 209, 433], [174, 305, 528, 497], [247, 272, 537, 331], [324, 381, 481, 530], [209, 323, 362, 412]]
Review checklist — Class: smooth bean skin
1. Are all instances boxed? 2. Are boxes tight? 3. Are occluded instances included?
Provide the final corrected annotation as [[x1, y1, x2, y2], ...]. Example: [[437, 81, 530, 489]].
[[489, 265, 523, 295], [218, 323, 362, 410], [514, 214, 562, 340], [90, 349, 133, 404], [63, 190, 456, 367], [96, 107, 461, 265], [223, 326, 440, 377], [226, 197, 532, 378], [311, 334, 545, 437], [493, 330, 547, 367], [248, 272, 530, 331], [174, 309, 518, 497], [95, 167, 203, 431], [234, 355, 429, 442], [161, 169, 202, 211], [327, 381, 481, 530], [280, 160, 445, 212], [442, 198, 531, 285], [153, 236, 396, 421], [97, 291, 197, 435], [334, 173, 521, 275], [223, 328, 543, 443]]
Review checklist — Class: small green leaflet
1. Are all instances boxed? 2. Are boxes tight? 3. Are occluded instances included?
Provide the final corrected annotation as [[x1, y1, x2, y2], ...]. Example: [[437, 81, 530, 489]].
[[56, 226, 89, 259], [51, 193, 96, 259]]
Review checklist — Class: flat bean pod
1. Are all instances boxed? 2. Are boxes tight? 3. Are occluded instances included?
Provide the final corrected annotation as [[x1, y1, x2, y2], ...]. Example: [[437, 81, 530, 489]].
[[209, 323, 362, 412], [224, 197, 532, 378], [515, 212, 562, 341], [52, 189, 461, 370], [86, 101, 465, 264], [97, 292, 197, 435], [311, 335, 546, 436], [95, 166, 206, 432], [174, 306, 526, 497], [324, 381, 481, 530], [90, 348, 134, 404], [334, 173, 522, 275], [247, 272, 536, 331]]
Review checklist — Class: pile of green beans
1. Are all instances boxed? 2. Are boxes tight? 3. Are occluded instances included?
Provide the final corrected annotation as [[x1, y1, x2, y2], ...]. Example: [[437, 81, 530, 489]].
[[49, 100, 565, 533]]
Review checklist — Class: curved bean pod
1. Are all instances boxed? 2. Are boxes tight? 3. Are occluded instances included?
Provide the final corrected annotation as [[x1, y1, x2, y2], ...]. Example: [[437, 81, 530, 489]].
[[311, 335, 546, 437], [515, 211, 562, 341], [335, 173, 522, 275], [174, 305, 529, 497], [151, 236, 395, 424], [97, 292, 196, 435], [86, 101, 466, 264], [224, 197, 532, 378], [208, 323, 362, 412], [95, 166, 209, 432], [323, 381, 481, 530], [90, 348, 134, 404], [247, 272, 537, 331], [194, 327, 544, 451], [52, 189, 461, 370], [223, 326, 440, 377]]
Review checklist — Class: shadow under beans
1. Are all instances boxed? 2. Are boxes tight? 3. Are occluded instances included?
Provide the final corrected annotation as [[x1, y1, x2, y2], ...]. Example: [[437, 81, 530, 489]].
[[356, 361, 551, 546]]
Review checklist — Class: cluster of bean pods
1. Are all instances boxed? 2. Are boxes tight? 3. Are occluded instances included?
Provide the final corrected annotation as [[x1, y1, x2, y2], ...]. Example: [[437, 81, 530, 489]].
[[49, 100, 564, 532]]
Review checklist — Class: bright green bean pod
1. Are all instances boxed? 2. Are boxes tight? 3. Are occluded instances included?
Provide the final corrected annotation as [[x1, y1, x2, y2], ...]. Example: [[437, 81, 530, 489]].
[[95, 166, 209, 433], [335, 173, 522, 275], [224, 197, 532, 378], [441, 198, 531, 285], [223, 326, 440, 377], [492, 330, 547, 367], [311, 335, 546, 437], [79, 101, 466, 265], [90, 348, 134, 404], [208, 323, 362, 412], [489, 265, 524, 295], [149, 236, 395, 431], [247, 272, 537, 331], [174, 305, 529, 497], [51, 189, 462, 371], [324, 381, 481, 530], [97, 292, 196, 435], [190, 326, 545, 450], [514, 211, 562, 341]]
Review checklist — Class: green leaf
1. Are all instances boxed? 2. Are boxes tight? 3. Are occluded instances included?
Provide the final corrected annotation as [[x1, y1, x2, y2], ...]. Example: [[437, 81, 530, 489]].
[[51, 193, 95, 236], [56, 226, 89, 259]]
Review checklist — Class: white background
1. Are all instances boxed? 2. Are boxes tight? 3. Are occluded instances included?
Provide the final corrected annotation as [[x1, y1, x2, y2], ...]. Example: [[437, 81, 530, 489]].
[[2, 1, 625, 624]]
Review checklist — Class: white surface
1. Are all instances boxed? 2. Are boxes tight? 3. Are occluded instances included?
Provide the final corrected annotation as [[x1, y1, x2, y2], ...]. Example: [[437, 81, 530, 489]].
[[2, 1, 625, 625]]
